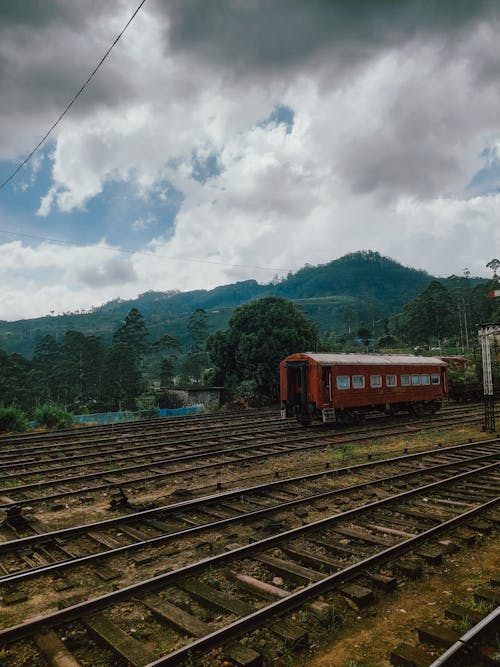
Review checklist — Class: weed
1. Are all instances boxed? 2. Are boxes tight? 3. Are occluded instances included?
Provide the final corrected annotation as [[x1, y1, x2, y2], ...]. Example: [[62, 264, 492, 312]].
[[0, 405, 27, 433], [35, 404, 73, 429]]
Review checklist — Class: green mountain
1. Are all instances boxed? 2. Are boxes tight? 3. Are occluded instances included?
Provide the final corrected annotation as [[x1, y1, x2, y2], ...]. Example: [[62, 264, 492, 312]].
[[0, 251, 471, 357]]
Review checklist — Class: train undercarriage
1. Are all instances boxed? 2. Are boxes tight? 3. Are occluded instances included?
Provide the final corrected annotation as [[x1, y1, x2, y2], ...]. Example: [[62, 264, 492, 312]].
[[283, 399, 442, 426]]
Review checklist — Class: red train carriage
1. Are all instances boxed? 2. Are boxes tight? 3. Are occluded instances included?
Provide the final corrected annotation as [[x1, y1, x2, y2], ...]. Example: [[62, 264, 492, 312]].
[[280, 353, 448, 425]]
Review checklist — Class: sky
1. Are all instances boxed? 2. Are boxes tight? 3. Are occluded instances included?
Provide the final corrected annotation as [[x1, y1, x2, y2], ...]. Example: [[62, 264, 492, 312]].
[[1, 0, 500, 321]]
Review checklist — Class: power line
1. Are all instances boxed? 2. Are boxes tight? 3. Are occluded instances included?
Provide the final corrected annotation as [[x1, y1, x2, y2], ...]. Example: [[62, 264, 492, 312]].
[[0, 227, 293, 273], [0, 0, 148, 192]]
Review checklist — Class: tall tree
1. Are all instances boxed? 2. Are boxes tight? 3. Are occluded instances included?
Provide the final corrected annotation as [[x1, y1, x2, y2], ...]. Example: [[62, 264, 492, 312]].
[[183, 308, 209, 384], [403, 281, 457, 345], [113, 308, 149, 359], [207, 297, 318, 400], [104, 308, 148, 410], [31, 335, 61, 405], [102, 341, 143, 411]]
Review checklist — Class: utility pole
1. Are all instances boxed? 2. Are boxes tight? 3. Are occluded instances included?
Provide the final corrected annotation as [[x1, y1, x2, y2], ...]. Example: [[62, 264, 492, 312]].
[[479, 323, 499, 431], [478, 268, 499, 431]]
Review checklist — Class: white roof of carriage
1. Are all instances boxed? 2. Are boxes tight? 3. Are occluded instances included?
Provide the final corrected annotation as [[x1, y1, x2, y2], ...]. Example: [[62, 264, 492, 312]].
[[298, 353, 447, 366]]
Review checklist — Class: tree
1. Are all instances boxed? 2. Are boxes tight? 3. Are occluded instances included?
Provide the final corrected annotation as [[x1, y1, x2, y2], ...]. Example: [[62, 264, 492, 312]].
[[31, 335, 61, 405], [486, 258, 500, 278], [159, 357, 176, 387], [207, 297, 318, 401], [113, 308, 148, 359], [183, 308, 209, 384], [104, 309, 148, 410], [187, 308, 208, 348], [102, 341, 143, 411], [403, 281, 457, 345]]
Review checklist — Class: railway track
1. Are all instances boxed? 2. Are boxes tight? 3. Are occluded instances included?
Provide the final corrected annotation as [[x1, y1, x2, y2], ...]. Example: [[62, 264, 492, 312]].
[[0, 406, 489, 515], [0, 437, 498, 586], [0, 454, 497, 666], [391, 578, 499, 666], [0, 403, 483, 465]]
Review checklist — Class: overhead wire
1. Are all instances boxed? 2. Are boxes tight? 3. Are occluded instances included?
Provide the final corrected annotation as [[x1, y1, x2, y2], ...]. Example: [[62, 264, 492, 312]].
[[0, 227, 293, 273], [0, 0, 295, 276], [0, 0, 148, 192]]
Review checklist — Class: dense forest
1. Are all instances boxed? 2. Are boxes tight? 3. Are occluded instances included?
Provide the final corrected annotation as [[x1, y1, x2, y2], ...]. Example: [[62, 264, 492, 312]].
[[0, 251, 441, 359], [1, 252, 499, 418]]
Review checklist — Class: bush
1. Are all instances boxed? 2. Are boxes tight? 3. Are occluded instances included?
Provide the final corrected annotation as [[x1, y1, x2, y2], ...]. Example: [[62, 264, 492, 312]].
[[234, 380, 264, 407], [136, 395, 159, 419], [34, 405, 73, 430], [0, 406, 28, 433]]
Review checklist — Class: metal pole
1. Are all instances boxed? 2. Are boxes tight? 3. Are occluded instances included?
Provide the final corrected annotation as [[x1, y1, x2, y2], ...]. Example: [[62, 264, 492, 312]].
[[479, 324, 496, 432]]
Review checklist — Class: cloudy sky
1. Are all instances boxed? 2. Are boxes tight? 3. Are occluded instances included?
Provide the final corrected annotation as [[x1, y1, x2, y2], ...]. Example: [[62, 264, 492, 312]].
[[1, 0, 500, 321]]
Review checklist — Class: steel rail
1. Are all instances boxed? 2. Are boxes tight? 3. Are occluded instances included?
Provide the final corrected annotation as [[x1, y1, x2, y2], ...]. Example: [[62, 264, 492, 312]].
[[0, 421, 306, 476], [428, 606, 500, 666], [145, 495, 500, 667], [0, 412, 285, 460], [0, 460, 497, 645], [0, 430, 329, 501], [1, 417, 494, 511], [1, 442, 498, 585], [0, 407, 278, 447], [0, 403, 482, 459]]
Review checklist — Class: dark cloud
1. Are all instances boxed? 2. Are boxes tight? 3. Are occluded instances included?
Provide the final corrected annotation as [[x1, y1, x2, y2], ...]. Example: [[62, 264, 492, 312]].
[[0, 1, 107, 30], [0, 1, 138, 156], [163, 0, 498, 71], [76, 257, 137, 288]]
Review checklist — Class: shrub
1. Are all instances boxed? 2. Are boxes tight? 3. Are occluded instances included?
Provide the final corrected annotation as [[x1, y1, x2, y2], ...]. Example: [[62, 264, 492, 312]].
[[0, 406, 28, 433], [34, 405, 73, 430], [136, 395, 159, 419], [234, 380, 263, 407]]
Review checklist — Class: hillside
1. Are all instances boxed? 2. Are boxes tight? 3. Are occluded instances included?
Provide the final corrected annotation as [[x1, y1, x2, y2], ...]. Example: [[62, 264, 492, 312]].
[[0, 251, 471, 357]]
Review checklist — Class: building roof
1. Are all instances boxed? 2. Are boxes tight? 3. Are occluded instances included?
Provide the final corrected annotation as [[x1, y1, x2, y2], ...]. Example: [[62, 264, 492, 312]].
[[295, 353, 447, 366]]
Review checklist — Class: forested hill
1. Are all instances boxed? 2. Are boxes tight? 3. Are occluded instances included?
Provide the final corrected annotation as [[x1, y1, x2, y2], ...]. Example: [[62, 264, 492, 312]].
[[0, 251, 469, 357]]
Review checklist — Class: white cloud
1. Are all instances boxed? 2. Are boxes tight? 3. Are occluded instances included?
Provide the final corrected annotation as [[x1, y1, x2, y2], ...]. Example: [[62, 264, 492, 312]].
[[1, 2, 500, 320]]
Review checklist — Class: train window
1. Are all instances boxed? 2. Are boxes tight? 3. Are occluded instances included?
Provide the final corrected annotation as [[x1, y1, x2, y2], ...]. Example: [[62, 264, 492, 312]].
[[421, 374, 430, 385], [386, 374, 397, 387], [401, 375, 410, 386], [336, 375, 350, 389], [370, 374, 382, 388], [431, 373, 440, 384], [352, 375, 365, 388], [411, 374, 420, 385]]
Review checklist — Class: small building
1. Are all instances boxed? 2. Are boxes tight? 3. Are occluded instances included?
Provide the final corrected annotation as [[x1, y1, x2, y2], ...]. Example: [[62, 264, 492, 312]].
[[162, 386, 224, 409]]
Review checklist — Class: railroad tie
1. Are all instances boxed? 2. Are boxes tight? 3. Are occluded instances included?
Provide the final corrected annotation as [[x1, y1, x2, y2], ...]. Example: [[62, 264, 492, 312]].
[[84, 612, 156, 667], [394, 558, 422, 579], [281, 545, 342, 572], [444, 603, 484, 624], [390, 643, 433, 667], [254, 552, 324, 584], [224, 642, 262, 667], [474, 587, 499, 605], [179, 578, 255, 616], [141, 594, 211, 637]]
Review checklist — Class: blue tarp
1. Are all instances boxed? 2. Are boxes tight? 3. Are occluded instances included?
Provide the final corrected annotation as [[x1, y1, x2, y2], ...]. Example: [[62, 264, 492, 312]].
[[158, 405, 204, 417], [72, 405, 204, 425], [27, 405, 205, 428]]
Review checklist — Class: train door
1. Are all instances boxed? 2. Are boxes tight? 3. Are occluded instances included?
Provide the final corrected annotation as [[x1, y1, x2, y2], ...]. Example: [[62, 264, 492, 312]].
[[441, 366, 447, 395], [286, 361, 308, 407], [321, 366, 332, 405]]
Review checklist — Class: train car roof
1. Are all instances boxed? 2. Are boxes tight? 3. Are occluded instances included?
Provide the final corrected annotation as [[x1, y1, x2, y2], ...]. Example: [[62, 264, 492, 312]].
[[286, 353, 447, 366]]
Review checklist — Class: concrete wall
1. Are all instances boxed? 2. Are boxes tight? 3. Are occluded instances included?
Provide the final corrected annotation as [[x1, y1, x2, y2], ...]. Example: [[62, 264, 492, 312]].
[[168, 387, 222, 408]]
